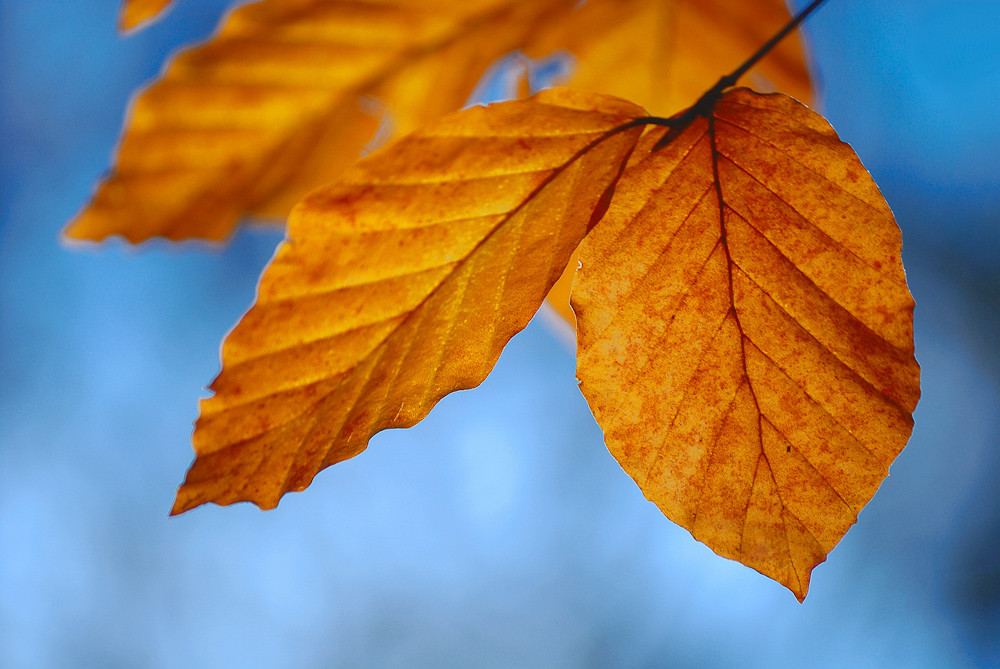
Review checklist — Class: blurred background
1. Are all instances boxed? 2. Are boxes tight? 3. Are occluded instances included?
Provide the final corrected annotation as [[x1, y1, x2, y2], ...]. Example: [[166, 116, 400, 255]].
[[1, 0, 998, 666]]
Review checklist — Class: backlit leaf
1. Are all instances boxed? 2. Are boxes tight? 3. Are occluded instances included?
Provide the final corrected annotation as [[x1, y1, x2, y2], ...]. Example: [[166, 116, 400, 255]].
[[172, 89, 646, 513], [71, 0, 812, 246], [69, 0, 578, 243], [526, 0, 811, 116], [572, 89, 920, 600], [119, 0, 173, 32]]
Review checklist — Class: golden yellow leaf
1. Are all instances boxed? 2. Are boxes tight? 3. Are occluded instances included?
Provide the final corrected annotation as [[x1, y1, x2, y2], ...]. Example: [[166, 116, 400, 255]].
[[526, 0, 811, 119], [69, 0, 577, 243], [119, 0, 173, 31], [172, 89, 646, 514], [572, 88, 919, 601], [533, 0, 813, 326], [71, 0, 814, 247]]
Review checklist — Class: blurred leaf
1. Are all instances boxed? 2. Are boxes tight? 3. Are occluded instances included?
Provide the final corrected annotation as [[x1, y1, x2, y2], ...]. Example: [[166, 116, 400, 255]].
[[70, 0, 811, 245], [572, 88, 920, 600], [70, 0, 579, 242], [172, 89, 646, 513], [526, 0, 811, 116], [119, 0, 174, 31]]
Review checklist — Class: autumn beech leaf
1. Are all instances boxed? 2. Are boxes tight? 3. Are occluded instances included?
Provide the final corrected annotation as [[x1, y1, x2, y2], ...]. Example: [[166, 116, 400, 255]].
[[68, 0, 812, 247], [68, 0, 580, 243], [119, 0, 173, 32], [170, 89, 647, 514], [525, 0, 811, 117], [572, 88, 920, 601]]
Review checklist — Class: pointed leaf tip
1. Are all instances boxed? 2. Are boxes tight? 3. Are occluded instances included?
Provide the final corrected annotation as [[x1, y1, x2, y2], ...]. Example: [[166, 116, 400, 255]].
[[119, 0, 173, 32], [573, 89, 919, 600]]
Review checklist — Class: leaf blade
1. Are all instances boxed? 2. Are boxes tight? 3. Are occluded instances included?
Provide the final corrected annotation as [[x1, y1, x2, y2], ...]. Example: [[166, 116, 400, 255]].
[[572, 89, 919, 601], [71, 0, 578, 243], [525, 0, 813, 117], [119, 0, 173, 31], [172, 89, 646, 513]]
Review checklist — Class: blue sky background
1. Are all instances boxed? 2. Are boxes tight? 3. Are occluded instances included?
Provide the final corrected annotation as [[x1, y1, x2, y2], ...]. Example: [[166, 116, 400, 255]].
[[1, 0, 999, 666]]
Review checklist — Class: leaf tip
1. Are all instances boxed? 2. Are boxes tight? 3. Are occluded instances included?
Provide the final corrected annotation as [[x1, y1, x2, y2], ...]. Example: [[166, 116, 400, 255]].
[[118, 0, 173, 33], [790, 574, 811, 603], [61, 214, 96, 242], [168, 500, 190, 517]]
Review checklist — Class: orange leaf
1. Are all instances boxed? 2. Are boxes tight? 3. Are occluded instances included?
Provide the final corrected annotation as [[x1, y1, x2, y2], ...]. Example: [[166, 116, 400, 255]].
[[527, 0, 811, 122], [72, 0, 814, 248], [533, 0, 813, 326], [172, 89, 646, 513], [69, 0, 577, 243], [119, 0, 173, 32], [572, 89, 920, 601]]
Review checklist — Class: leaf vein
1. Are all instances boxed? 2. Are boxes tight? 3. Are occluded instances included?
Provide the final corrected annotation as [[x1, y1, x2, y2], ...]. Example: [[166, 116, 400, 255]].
[[690, 382, 741, 528], [593, 186, 715, 347], [761, 415, 855, 516], [733, 262, 907, 417], [717, 151, 882, 274], [715, 120, 890, 274], [725, 203, 905, 355], [644, 308, 732, 481], [741, 337, 875, 458]]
